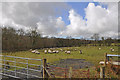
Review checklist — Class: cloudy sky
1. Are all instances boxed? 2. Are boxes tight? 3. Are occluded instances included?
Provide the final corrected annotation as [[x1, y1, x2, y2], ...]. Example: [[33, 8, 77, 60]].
[[0, 1, 119, 39]]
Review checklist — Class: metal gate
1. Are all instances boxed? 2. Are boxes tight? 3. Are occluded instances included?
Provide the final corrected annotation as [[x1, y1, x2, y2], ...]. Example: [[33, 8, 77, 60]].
[[0, 55, 43, 79]]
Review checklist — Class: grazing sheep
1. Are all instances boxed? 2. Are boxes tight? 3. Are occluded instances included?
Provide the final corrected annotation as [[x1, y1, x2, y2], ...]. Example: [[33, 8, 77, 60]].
[[31, 50, 40, 54], [52, 50, 56, 53], [66, 51, 71, 54], [31, 50, 36, 53], [111, 48, 115, 52], [48, 49, 52, 53], [44, 50, 47, 54], [65, 50, 67, 53], [98, 48, 101, 50], [112, 49, 115, 52], [79, 50, 82, 54], [110, 48, 115, 52], [35, 50, 40, 54], [56, 50, 59, 53]]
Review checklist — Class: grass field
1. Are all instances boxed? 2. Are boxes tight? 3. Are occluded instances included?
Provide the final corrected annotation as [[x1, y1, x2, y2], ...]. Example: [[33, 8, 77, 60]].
[[2, 46, 118, 67], [1, 46, 119, 78]]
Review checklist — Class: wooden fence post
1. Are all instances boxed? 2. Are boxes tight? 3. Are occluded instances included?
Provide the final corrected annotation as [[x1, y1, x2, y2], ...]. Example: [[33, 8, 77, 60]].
[[104, 53, 107, 66], [87, 69, 90, 78], [69, 67, 72, 78], [100, 66, 105, 78], [43, 58, 47, 78]]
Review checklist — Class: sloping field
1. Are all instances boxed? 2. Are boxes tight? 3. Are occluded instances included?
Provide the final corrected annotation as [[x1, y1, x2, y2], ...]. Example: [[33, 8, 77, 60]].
[[2, 46, 118, 66], [1, 46, 119, 78]]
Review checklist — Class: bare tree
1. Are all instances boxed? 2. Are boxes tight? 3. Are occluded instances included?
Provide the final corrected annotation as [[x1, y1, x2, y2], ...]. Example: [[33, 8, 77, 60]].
[[91, 33, 99, 46], [92, 33, 99, 41]]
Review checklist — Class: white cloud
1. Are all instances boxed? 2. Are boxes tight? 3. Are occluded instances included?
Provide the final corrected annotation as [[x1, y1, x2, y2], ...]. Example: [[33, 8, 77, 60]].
[[1, 2, 69, 30], [62, 9, 87, 37], [63, 2, 118, 39], [1, 2, 118, 39], [37, 16, 65, 36]]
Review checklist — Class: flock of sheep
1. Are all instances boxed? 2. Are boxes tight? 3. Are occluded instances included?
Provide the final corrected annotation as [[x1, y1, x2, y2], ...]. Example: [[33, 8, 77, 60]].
[[30, 49, 40, 54], [29, 47, 115, 55], [30, 48, 83, 54]]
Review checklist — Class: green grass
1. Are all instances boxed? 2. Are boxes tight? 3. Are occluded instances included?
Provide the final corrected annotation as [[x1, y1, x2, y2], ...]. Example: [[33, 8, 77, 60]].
[[1, 46, 119, 78], [2, 46, 119, 67]]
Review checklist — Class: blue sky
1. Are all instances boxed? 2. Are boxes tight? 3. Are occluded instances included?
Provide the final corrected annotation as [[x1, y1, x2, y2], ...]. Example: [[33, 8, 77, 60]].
[[56, 2, 107, 26]]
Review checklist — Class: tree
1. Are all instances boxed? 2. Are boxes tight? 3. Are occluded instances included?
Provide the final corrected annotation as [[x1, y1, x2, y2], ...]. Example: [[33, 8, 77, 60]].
[[30, 30, 41, 49], [91, 33, 99, 46], [106, 37, 113, 46], [92, 33, 99, 41], [101, 37, 105, 46]]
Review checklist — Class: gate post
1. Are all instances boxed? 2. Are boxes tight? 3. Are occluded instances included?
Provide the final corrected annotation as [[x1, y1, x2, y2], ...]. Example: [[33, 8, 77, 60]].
[[100, 66, 105, 78], [104, 53, 107, 66], [69, 67, 72, 78], [87, 69, 90, 78], [43, 58, 47, 78]]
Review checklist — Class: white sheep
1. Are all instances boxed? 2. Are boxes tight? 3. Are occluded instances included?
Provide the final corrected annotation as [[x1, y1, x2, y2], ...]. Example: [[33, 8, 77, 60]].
[[66, 51, 71, 54], [56, 50, 59, 53], [35, 51, 40, 54], [65, 50, 67, 53], [98, 48, 101, 50], [31, 50, 40, 54], [31, 50, 36, 53], [44, 50, 47, 54], [48, 49, 52, 53], [110, 48, 115, 52], [112, 49, 115, 52], [52, 50, 56, 53]]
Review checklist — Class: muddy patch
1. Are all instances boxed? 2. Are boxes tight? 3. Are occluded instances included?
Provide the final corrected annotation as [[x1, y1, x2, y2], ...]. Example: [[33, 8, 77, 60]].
[[48, 58, 93, 69]]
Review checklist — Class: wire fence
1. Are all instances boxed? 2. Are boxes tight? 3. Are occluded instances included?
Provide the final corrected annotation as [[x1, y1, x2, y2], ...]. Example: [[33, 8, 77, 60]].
[[47, 65, 69, 78], [105, 62, 119, 78], [47, 64, 99, 78], [0, 55, 43, 78]]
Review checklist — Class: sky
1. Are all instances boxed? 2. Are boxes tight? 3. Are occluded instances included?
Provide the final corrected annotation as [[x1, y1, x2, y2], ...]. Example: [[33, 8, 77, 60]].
[[0, 1, 119, 39]]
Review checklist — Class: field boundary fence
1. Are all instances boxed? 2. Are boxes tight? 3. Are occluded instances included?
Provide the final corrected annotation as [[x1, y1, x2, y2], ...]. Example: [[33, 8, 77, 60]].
[[47, 64, 99, 78]]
